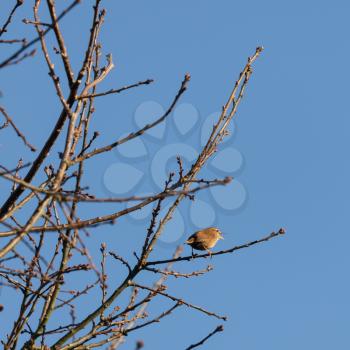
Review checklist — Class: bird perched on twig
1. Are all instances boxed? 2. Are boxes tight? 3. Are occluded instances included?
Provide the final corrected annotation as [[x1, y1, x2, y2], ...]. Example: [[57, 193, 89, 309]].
[[186, 227, 223, 257]]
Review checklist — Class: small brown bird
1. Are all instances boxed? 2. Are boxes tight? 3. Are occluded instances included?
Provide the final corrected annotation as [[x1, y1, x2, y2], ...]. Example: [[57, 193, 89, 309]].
[[186, 227, 223, 257]]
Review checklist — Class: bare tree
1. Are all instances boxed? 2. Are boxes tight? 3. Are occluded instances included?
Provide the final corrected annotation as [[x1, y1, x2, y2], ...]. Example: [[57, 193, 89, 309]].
[[0, 1, 285, 349]]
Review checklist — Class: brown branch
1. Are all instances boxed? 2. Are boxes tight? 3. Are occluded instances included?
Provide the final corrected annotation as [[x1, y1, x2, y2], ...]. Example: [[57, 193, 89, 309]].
[[46, 0, 75, 87], [76, 79, 154, 100], [54, 281, 99, 310], [130, 282, 227, 321], [0, 106, 36, 151], [0, 162, 31, 176], [0, 48, 36, 66], [22, 19, 52, 27], [0, 38, 26, 44], [109, 252, 132, 273], [60, 177, 230, 203], [33, 2, 73, 118], [144, 265, 213, 279], [126, 302, 181, 333], [0, 179, 48, 223], [0, 0, 24, 38], [185, 325, 224, 350]]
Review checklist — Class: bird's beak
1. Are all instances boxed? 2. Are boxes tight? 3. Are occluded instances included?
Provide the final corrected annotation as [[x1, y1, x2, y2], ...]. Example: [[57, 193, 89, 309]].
[[219, 235, 224, 240]]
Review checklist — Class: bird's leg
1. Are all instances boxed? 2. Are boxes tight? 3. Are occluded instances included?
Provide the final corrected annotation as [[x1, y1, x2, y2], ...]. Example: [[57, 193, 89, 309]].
[[191, 247, 195, 260], [206, 249, 212, 259]]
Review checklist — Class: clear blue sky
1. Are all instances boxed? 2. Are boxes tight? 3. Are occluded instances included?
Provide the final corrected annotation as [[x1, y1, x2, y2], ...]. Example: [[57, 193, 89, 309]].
[[1, 0, 350, 349]]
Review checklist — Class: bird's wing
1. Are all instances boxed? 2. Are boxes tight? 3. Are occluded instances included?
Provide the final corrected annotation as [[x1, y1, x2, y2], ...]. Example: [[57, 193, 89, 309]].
[[189, 232, 209, 244], [185, 234, 197, 244]]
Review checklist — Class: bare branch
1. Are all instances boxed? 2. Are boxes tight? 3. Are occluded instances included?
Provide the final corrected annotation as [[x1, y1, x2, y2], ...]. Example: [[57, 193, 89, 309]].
[[46, 0, 75, 86], [0, 106, 36, 151], [185, 324, 224, 350], [76, 79, 154, 100], [0, 0, 24, 38], [130, 282, 227, 321]]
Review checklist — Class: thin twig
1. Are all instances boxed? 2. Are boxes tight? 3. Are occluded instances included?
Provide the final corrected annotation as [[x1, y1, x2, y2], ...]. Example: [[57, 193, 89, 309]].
[[76, 79, 154, 99], [0, 106, 36, 151], [130, 282, 227, 321], [0, 0, 24, 38], [185, 325, 224, 350]]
